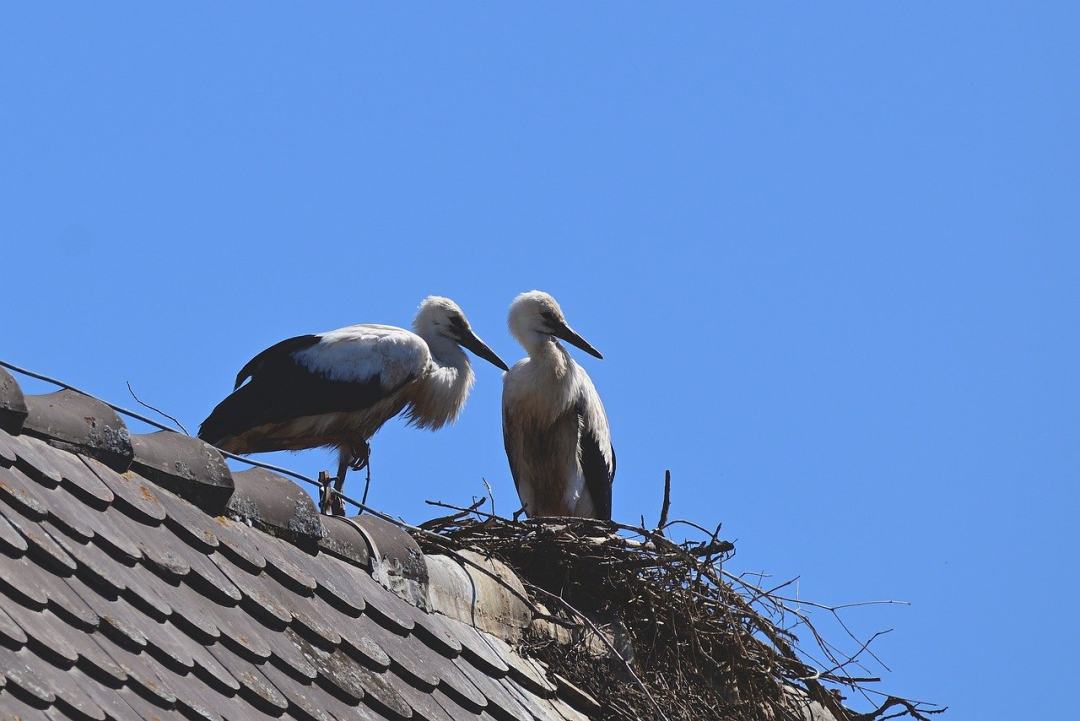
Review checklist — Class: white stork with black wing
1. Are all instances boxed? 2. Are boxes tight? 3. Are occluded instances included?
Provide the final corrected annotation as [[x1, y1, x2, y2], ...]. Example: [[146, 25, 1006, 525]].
[[199, 296, 508, 513], [502, 291, 615, 520]]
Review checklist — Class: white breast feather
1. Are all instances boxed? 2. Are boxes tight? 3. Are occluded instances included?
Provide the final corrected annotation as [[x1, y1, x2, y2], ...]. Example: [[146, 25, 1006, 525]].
[[292, 324, 431, 389]]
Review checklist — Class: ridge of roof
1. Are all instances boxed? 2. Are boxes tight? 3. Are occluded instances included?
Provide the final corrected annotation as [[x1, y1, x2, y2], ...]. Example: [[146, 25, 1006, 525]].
[[0, 367, 598, 721]]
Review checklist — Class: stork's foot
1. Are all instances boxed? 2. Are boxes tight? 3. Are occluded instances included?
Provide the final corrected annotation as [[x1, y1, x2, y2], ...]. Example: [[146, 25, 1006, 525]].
[[348, 441, 371, 472], [512, 506, 526, 522]]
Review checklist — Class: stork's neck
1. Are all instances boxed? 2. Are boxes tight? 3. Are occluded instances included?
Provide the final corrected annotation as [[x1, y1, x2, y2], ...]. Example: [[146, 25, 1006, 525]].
[[525, 336, 573, 379], [407, 334, 475, 430]]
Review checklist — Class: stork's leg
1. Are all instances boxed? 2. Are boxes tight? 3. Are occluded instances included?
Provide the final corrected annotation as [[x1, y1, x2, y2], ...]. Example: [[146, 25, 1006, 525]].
[[318, 449, 351, 516], [347, 441, 372, 510]]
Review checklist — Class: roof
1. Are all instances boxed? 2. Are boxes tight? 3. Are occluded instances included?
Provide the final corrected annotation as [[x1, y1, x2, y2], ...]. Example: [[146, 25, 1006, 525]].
[[0, 367, 596, 721]]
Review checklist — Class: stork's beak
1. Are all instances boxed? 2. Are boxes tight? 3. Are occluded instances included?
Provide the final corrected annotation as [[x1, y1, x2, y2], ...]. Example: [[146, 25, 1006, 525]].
[[551, 322, 604, 359], [460, 330, 510, 371]]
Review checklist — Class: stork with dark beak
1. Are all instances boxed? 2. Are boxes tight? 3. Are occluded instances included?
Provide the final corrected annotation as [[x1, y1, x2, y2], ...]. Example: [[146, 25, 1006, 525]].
[[502, 291, 615, 520], [199, 296, 508, 513]]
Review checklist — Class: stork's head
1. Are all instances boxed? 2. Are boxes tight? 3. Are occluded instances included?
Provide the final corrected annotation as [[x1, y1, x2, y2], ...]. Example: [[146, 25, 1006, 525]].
[[508, 290, 603, 359], [414, 296, 509, 371]]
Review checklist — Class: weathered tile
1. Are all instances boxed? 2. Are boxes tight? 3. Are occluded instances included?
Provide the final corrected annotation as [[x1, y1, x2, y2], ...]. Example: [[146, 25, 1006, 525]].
[[89, 505, 144, 563], [250, 533, 317, 594], [437, 620, 509, 677], [0, 498, 76, 573], [280, 587, 343, 649], [270, 628, 319, 681], [115, 686, 186, 721], [499, 679, 561, 721], [69, 667, 140, 721], [0, 513, 27, 555], [5, 433, 62, 484], [352, 613, 440, 692], [162, 579, 223, 643], [152, 662, 225, 721], [258, 659, 337, 721], [165, 628, 241, 693], [0, 552, 49, 607], [212, 601, 273, 661], [208, 515, 266, 572], [451, 656, 532, 721], [492, 641, 556, 698], [0, 692, 52, 721], [183, 550, 242, 605], [0, 647, 55, 705], [395, 679, 455, 721], [92, 633, 177, 707], [154, 487, 220, 552], [49, 523, 171, 620], [0, 428, 18, 465], [0, 605, 27, 647], [317, 600, 391, 671], [206, 644, 288, 714], [0, 465, 49, 518], [45, 444, 113, 507], [352, 568, 416, 635], [408, 608, 463, 659], [36, 482, 95, 541], [0, 646, 106, 721], [81, 457, 166, 524], [308, 552, 367, 616], [431, 688, 486, 721], [112, 514, 190, 578], [3, 604, 79, 664], [43, 523, 124, 597], [211, 553, 291, 627]]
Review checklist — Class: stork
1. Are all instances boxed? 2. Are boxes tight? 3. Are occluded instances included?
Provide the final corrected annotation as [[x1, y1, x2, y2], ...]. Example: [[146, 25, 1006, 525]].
[[502, 291, 615, 520], [198, 296, 508, 514]]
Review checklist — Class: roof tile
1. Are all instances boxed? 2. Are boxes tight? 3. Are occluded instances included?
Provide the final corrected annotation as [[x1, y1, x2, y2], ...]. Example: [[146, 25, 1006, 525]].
[[0, 513, 27, 554], [154, 485, 222, 553], [2, 649, 108, 721], [0, 464, 50, 518], [212, 553, 293, 627], [43, 444, 114, 507], [227, 467, 325, 543], [212, 600, 274, 661], [0, 551, 49, 607], [318, 515, 373, 570], [2, 604, 80, 665], [257, 659, 336, 721], [450, 656, 532, 721], [0, 647, 56, 706], [3, 431, 63, 484], [36, 482, 96, 542], [80, 455, 166, 524], [208, 515, 266, 572], [249, 533, 318, 594], [206, 644, 288, 714], [0, 497, 77, 574], [0, 369, 27, 436], [0, 605, 28, 647], [21, 390, 132, 472], [129, 431, 233, 511], [273, 628, 320, 681], [68, 667, 141, 721]]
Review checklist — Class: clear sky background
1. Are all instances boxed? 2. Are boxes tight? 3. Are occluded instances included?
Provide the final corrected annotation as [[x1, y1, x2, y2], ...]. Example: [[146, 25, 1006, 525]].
[[2, 4, 1077, 719]]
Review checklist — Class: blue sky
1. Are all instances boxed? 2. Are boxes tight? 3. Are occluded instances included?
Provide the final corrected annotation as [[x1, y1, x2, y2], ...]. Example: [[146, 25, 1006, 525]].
[[2, 4, 1077, 718]]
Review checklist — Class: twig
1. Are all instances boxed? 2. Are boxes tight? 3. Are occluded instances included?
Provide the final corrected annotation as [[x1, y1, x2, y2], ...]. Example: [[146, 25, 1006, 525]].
[[126, 381, 190, 435], [656, 469, 672, 534]]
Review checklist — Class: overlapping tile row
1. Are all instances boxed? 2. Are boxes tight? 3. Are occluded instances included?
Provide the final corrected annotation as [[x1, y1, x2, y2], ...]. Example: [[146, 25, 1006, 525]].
[[0, 421, 588, 721]]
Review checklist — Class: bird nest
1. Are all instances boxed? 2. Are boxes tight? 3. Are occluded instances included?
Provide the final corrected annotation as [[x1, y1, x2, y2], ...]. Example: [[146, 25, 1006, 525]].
[[416, 490, 944, 721]]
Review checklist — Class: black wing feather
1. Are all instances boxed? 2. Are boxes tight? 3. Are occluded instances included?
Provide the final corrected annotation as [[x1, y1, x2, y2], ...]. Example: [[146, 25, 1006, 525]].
[[199, 336, 406, 448], [578, 406, 615, 521]]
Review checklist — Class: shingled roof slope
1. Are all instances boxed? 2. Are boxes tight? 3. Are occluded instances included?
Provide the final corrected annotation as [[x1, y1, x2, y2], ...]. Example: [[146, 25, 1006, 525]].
[[0, 367, 593, 721]]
